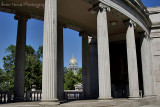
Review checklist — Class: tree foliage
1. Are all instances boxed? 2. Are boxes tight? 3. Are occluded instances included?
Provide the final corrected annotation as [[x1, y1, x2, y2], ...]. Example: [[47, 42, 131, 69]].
[[76, 68, 82, 83], [64, 67, 68, 75], [37, 46, 43, 59], [2, 45, 42, 91], [64, 68, 82, 90], [0, 68, 8, 91], [25, 48, 42, 90], [3, 45, 16, 91], [64, 69, 77, 90]]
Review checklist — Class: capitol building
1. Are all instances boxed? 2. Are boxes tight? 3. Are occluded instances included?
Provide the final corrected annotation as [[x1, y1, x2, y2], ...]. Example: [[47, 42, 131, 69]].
[[68, 55, 79, 75]]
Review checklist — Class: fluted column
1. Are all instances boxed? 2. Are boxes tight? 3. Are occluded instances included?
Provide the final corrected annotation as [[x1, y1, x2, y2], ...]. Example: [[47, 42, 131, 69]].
[[14, 14, 29, 101], [82, 34, 91, 99], [141, 33, 154, 97], [40, 0, 59, 105], [89, 37, 99, 99], [57, 24, 64, 100], [125, 20, 140, 99], [97, 4, 112, 100]]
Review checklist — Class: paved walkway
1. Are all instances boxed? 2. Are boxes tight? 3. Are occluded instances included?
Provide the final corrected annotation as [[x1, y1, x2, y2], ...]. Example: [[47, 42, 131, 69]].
[[0, 102, 40, 107], [0, 98, 160, 107], [140, 102, 160, 107]]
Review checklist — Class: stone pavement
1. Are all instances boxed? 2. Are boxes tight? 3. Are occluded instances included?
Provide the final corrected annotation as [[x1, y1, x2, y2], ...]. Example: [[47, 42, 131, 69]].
[[140, 102, 160, 107], [0, 98, 160, 107], [0, 102, 40, 107]]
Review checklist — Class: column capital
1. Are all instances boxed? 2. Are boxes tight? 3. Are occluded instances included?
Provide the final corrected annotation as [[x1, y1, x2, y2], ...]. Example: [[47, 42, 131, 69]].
[[98, 3, 111, 12], [89, 37, 97, 45], [14, 14, 31, 22], [144, 32, 152, 40], [123, 19, 136, 28], [139, 32, 152, 40], [89, 2, 110, 14]]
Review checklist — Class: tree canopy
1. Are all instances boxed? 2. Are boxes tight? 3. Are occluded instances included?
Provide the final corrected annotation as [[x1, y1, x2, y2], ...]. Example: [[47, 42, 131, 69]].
[[64, 68, 82, 90], [2, 45, 42, 91], [0, 68, 8, 91]]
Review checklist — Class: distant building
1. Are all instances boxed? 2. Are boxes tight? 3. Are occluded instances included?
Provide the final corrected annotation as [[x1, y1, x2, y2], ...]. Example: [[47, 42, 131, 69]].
[[68, 55, 79, 75]]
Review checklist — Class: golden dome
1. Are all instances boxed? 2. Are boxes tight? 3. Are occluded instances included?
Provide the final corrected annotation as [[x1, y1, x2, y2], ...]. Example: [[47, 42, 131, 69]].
[[70, 55, 77, 64]]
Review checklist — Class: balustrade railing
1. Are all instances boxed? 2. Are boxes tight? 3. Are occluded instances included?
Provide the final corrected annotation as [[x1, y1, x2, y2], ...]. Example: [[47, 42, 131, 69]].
[[0, 90, 42, 103], [0, 91, 13, 103], [0, 89, 143, 103], [0, 90, 84, 103], [64, 90, 83, 100], [26, 90, 42, 102]]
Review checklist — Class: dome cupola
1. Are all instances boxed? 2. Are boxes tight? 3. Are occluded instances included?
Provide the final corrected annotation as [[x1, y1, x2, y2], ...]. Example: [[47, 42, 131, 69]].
[[70, 54, 77, 64]]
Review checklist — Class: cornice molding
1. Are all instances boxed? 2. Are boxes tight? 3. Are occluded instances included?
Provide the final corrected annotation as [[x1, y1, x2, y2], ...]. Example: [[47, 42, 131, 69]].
[[90, 2, 111, 13], [99, 0, 150, 35]]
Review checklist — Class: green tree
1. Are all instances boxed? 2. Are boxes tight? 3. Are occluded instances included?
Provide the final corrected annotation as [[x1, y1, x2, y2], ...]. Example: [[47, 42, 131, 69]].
[[25, 52, 42, 90], [0, 68, 8, 91], [64, 69, 78, 90], [63, 68, 82, 90], [3, 45, 16, 91], [37, 46, 43, 59], [76, 68, 82, 83], [64, 67, 68, 75], [3, 45, 42, 91]]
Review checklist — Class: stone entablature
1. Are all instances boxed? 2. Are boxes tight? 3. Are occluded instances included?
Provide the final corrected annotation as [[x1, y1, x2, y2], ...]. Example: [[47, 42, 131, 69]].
[[148, 7, 160, 34], [0, 0, 151, 36], [100, 0, 151, 35]]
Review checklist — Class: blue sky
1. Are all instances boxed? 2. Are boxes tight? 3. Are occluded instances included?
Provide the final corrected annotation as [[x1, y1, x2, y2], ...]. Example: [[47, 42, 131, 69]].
[[0, 1, 160, 69]]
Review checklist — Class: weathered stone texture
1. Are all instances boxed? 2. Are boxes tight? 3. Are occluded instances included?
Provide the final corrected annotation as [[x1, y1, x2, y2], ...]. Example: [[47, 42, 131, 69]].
[[148, 6, 160, 96]]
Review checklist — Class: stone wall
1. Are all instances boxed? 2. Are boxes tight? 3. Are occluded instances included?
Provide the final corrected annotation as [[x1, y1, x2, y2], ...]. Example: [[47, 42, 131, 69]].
[[148, 7, 160, 96]]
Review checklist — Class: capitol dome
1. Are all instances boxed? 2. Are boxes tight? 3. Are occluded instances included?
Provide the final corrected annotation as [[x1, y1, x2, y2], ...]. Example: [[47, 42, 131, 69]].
[[70, 55, 77, 64], [69, 55, 79, 75]]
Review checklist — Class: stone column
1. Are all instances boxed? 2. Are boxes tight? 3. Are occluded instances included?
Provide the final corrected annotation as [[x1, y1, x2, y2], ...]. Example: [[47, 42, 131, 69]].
[[82, 35, 91, 99], [125, 20, 140, 98], [141, 33, 154, 97], [57, 24, 64, 100], [88, 37, 99, 99], [97, 4, 112, 100], [149, 39, 156, 96], [40, 0, 59, 105], [14, 14, 29, 101]]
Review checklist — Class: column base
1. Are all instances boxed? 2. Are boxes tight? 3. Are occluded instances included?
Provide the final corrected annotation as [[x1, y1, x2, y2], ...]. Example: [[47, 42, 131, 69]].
[[98, 97, 113, 100], [14, 97, 25, 102], [39, 99, 60, 107], [39, 102, 59, 107], [143, 95, 157, 99], [98, 97, 113, 103], [128, 96, 141, 100]]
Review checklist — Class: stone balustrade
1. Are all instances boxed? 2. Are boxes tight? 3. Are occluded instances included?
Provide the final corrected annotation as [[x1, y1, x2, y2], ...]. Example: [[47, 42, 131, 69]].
[[0, 91, 13, 103], [0, 90, 42, 103], [26, 90, 42, 102], [64, 90, 83, 100]]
